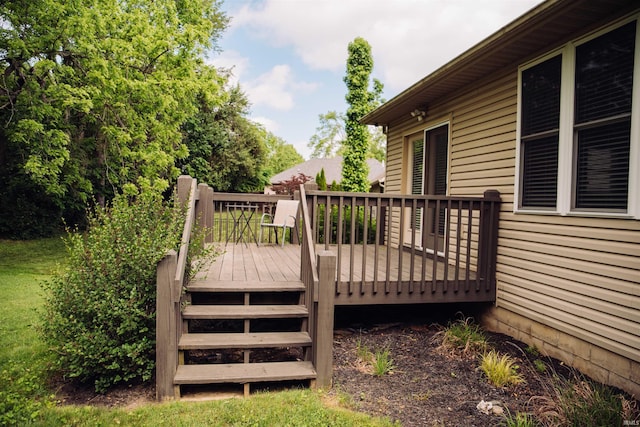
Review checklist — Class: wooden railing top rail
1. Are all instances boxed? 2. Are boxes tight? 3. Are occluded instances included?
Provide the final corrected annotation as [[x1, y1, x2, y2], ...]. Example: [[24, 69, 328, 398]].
[[211, 192, 293, 203], [299, 184, 319, 285], [175, 176, 198, 300], [305, 190, 500, 206]]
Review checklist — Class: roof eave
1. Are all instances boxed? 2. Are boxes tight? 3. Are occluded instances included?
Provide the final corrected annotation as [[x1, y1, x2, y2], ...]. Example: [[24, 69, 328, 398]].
[[362, 0, 636, 126]]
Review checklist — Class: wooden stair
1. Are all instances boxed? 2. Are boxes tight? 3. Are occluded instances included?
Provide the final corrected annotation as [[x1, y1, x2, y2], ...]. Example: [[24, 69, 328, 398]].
[[174, 278, 316, 397]]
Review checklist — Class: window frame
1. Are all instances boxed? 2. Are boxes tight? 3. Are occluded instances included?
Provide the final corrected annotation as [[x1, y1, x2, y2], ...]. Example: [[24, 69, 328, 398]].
[[514, 15, 640, 219]]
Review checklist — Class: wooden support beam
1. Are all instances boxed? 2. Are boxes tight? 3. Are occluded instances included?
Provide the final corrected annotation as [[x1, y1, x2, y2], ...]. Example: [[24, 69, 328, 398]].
[[156, 250, 178, 401], [315, 250, 336, 389]]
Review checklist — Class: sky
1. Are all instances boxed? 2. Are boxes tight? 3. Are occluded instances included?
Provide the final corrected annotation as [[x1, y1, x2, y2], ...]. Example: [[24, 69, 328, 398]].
[[207, 0, 542, 160]]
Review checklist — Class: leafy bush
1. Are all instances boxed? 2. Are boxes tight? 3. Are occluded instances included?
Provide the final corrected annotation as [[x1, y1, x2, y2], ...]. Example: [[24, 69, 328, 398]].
[[316, 205, 378, 245], [0, 362, 54, 426], [41, 191, 185, 393]]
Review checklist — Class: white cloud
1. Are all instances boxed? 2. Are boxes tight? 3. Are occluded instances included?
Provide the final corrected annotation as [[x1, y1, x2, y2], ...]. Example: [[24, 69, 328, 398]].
[[227, 0, 541, 92], [251, 116, 279, 133], [205, 49, 250, 87], [243, 64, 318, 111]]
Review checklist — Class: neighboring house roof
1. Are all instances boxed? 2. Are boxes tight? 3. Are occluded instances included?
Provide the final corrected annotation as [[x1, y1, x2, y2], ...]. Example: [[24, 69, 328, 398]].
[[270, 157, 385, 186], [362, 0, 637, 126]]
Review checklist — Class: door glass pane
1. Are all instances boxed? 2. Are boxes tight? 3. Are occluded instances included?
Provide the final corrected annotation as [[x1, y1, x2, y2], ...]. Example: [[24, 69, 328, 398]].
[[411, 138, 424, 230]]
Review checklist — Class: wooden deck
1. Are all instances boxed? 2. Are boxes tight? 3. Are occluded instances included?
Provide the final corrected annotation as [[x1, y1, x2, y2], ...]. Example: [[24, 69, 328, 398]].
[[198, 242, 492, 305]]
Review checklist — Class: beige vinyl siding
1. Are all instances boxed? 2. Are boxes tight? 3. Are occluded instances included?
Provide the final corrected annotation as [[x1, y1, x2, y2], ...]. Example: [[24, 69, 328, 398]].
[[449, 79, 517, 201], [384, 65, 640, 367]]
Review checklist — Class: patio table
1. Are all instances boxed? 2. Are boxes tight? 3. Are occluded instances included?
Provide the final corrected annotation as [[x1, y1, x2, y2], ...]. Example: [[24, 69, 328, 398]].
[[225, 203, 259, 246]]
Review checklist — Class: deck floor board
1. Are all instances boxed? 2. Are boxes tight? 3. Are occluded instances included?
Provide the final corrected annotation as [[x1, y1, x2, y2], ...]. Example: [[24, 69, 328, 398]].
[[201, 243, 488, 304], [204, 243, 476, 283]]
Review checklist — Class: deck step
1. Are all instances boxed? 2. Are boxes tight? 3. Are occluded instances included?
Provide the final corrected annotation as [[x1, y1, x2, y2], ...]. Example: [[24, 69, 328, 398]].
[[179, 332, 312, 350], [187, 280, 305, 293], [182, 304, 308, 319], [174, 361, 316, 385]]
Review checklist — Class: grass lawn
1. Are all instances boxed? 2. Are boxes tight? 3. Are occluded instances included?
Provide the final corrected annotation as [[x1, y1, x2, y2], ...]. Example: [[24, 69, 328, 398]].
[[0, 237, 396, 426]]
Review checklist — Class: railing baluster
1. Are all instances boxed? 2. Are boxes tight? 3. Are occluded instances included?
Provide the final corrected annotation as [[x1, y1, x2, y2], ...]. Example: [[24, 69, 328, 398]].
[[324, 195, 331, 250], [312, 195, 319, 244], [349, 196, 356, 294], [409, 198, 417, 293], [476, 199, 484, 292], [431, 199, 440, 294], [421, 197, 428, 294], [361, 199, 368, 295], [373, 197, 381, 294], [385, 198, 392, 294], [335, 197, 343, 295], [443, 199, 451, 294], [454, 200, 463, 292], [397, 198, 405, 294], [465, 202, 473, 293]]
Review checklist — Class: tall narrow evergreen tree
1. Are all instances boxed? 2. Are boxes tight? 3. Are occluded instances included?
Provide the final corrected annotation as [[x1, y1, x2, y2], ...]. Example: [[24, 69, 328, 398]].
[[341, 37, 383, 192]]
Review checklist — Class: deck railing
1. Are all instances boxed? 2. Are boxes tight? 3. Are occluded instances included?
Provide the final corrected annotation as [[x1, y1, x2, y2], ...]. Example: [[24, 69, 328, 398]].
[[157, 177, 500, 394], [156, 175, 200, 400], [304, 189, 501, 303]]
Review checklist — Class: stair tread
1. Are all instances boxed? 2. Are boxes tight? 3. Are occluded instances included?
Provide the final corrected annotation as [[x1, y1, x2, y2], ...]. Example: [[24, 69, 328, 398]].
[[187, 280, 304, 292], [174, 361, 316, 384], [179, 332, 312, 350], [182, 304, 308, 319]]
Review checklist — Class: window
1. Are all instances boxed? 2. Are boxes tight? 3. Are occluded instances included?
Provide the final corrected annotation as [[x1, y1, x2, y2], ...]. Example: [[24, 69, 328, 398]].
[[517, 19, 638, 216], [520, 55, 561, 208]]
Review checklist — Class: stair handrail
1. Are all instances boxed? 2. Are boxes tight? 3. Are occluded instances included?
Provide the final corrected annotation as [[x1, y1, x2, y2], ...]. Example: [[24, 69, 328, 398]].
[[299, 184, 337, 388], [156, 175, 198, 401], [300, 185, 319, 314], [175, 176, 198, 296]]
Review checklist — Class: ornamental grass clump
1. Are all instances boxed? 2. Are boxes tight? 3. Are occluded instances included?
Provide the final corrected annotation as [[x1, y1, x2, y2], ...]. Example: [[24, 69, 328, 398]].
[[41, 191, 197, 393], [480, 350, 525, 387], [440, 314, 488, 355], [533, 373, 638, 426]]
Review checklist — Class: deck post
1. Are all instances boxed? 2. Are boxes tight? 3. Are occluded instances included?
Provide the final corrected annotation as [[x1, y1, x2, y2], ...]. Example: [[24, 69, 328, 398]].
[[478, 190, 501, 295], [177, 175, 193, 204], [315, 250, 336, 388], [156, 250, 179, 400], [196, 183, 214, 244], [292, 190, 301, 245]]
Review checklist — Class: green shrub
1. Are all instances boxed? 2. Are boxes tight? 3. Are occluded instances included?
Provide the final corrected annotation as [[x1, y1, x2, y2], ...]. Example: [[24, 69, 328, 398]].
[[41, 191, 185, 393], [0, 362, 54, 426]]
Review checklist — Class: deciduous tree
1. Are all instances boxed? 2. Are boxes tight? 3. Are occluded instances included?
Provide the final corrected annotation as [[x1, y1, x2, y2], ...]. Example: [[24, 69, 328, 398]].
[[0, 0, 228, 236]]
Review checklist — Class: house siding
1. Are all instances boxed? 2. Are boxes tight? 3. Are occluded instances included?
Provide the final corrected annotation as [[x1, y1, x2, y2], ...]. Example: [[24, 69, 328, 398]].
[[384, 67, 640, 395]]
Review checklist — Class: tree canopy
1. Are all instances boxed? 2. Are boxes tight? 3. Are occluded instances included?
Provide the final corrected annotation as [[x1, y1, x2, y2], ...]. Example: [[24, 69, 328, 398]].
[[0, 0, 304, 237], [308, 110, 385, 162]]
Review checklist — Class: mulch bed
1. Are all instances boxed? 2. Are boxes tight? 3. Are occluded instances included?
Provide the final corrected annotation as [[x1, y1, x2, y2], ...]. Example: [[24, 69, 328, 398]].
[[56, 307, 639, 426], [331, 322, 553, 426]]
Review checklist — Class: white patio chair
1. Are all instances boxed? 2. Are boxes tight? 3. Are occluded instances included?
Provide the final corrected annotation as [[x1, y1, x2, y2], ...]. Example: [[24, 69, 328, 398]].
[[259, 200, 300, 247]]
